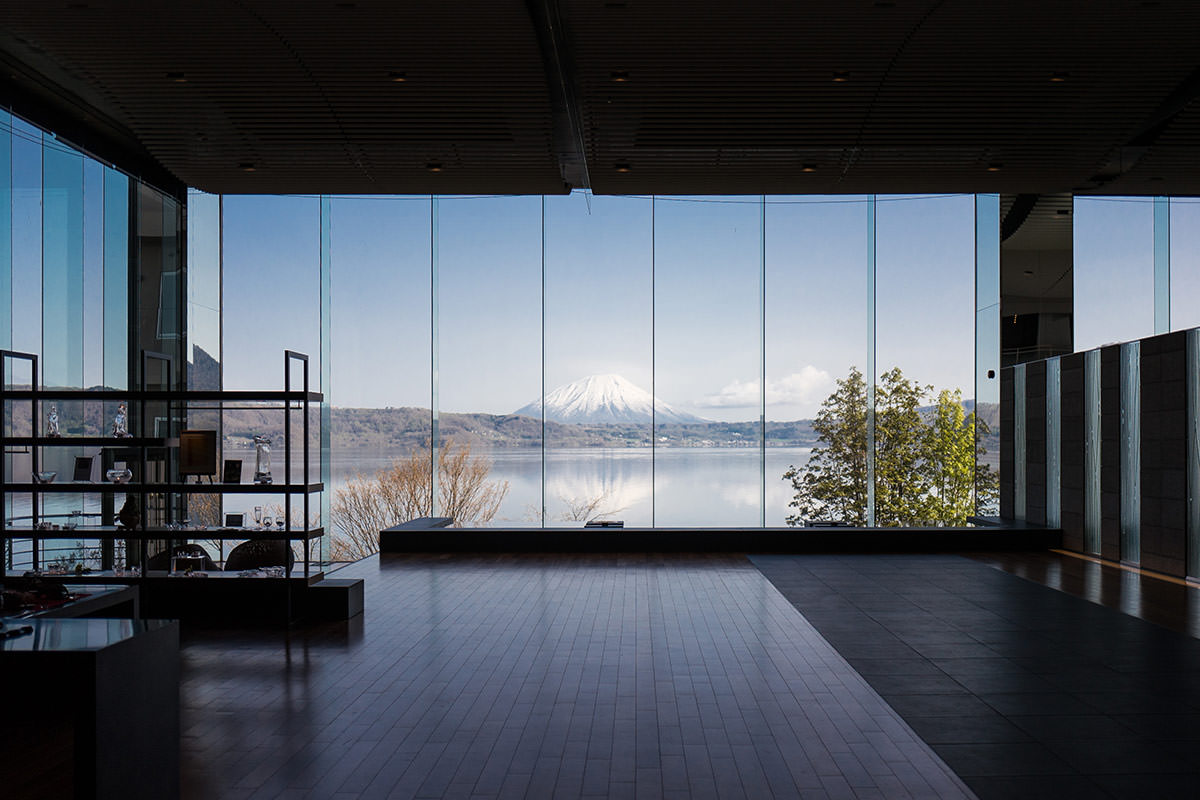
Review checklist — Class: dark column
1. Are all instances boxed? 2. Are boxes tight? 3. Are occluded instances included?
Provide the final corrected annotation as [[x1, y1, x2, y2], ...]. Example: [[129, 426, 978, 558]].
[[1000, 366, 1014, 518], [1025, 361, 1047, 526], [1060, 353, 1085, 552], [1140, 331, 1188, 576], [1100, 345, 1122, 562]]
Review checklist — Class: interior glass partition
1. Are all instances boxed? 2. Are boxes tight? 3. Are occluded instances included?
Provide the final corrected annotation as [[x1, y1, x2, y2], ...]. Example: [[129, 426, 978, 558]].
[[975, 194, 1001, 515], [875, 194, 976, 525], [11, 117, 42, 359], [436, 196, 542, 526], [186, 190, 221, 391], [543, 193, 654, 527], [102, 169, 130, 391], [765, 196, 868, 526], [1046, 357, 1062, 528], [1188, 329, 1200, 579], [653, 196, 763, 527], [1074, 197, 1154, 352], [1120, 340, 1140, 564], [0, 111, 9, 352]]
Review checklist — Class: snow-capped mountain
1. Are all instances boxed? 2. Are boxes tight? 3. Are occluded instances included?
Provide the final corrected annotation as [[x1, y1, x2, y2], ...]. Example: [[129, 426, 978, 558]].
[[514, 374, 707, 424]]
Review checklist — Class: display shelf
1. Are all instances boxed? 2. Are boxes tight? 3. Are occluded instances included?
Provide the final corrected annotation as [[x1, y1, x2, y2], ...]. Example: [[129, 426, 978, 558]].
[[4, 436, 169, 447], [1, 388, 322, 402], [4, 481, 324, 494], [3, 525, 325, 541], [2, 348, 324, 584]]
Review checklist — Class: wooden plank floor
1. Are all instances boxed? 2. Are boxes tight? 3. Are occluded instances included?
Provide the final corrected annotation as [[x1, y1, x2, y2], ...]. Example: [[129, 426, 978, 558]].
[[179, 553, 973, 799]]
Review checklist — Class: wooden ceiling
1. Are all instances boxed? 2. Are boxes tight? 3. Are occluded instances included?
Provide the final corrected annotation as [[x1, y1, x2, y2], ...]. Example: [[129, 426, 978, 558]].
[[2, 0, 1199, 196]]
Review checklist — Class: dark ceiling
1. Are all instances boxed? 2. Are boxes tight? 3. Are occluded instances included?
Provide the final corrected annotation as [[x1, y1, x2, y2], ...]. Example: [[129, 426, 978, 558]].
[[2, 0, 1200, 196]]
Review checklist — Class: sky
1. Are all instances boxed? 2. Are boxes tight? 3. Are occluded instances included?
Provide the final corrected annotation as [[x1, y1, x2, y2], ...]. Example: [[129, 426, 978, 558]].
[[216, 192, 991, 420]]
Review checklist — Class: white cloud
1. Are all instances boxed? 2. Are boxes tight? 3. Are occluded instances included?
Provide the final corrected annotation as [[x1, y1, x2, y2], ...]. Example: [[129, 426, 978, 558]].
[[696, 366, 833, 409]]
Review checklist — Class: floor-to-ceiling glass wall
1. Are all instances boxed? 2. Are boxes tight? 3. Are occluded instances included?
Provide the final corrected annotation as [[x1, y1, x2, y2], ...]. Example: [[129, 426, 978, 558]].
[[875, 194, 977, 525], [326, 196, 432, 555], [766, 196, 869, 526], [436, 195, 542, 526], [543, 193, 654, 527], [653, 196, 763, 526]]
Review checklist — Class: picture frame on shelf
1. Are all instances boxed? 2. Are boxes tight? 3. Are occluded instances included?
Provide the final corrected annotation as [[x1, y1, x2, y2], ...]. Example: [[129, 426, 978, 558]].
[[224, 512, 244, 529], [222, 459, 242, 484], [72, 456, 93, 482]]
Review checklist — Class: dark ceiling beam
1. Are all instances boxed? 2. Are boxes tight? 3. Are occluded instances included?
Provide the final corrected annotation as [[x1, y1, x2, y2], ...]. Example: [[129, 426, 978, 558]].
[[525, 0, 590, 191], [0, 51, 185, 199]]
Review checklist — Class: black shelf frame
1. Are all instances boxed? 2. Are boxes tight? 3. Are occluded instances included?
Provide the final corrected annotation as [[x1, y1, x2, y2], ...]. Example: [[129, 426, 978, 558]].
[[2, 349, 325, 584]]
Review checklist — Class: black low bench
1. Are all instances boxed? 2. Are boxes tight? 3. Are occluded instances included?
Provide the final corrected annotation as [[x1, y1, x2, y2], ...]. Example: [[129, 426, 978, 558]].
[[380, 517, 454, 552]]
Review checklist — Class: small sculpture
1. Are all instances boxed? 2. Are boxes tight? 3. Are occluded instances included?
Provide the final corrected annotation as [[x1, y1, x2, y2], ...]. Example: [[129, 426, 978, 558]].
[[253, 435, 273, 484], [116, 496, 141, 530], [45, 405, 60, 437], [111, 402, 131, 438]]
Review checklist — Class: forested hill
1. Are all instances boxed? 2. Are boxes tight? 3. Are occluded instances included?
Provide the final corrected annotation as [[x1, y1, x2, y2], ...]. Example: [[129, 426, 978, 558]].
[[219, 407, 818, 450]]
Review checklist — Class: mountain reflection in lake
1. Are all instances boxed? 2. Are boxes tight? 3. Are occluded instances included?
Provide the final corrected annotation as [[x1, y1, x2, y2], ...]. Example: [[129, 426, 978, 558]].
[[329, 446, 813, 528]]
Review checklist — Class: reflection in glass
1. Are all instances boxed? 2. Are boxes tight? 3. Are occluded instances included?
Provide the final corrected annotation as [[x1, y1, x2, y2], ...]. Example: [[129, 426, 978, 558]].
[[103, 168, 130, 390], [1188, 330, 1200, 578], [544, 193, 653, 527], [976, 194, 1001, 515], [654, 196, 763, 527], [1046, 357, 1062, 528], [1084, 348, 1101, 554], [1014, 364, 1026, 522]]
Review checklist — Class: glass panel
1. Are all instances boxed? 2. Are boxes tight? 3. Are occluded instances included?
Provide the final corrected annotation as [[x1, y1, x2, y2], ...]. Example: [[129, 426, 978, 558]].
[[976, 194, 1001, 515], [1120, 341, 1140, 563], [1014, 364, 1027, 522], [319, 195, 331, 563], [1084, 348, 1101, 554], [1046, 357, 1062, 528], [83, 160, 104, 391], [653, 196, 763, 527], [766, 196, 868, 526], [1154, 196, 1170, 334], [102, 168, 129, 390], [1170, 198, 1200, 333], [1074, 196, 1153, 351], [328, 196, 431, 558], [875, 194, 976, 525], [186, 190, 221, 391], [221, 195, 320, 546], [436, 195, 541, 527], [11, 117, 41, 357], [544, 193, 653, 527], [0, 110, 11, 351]]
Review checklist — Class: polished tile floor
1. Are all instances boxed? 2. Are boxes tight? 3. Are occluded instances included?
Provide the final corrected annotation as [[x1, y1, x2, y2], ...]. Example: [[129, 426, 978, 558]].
[[180, 554, 972, 799], [753, 553, 1200, 800]]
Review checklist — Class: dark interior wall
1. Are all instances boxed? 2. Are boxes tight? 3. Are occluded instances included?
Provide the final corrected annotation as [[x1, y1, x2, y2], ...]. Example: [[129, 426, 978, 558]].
[[1006, 332, 1194, 578], [1140, 331, 1189, 576]]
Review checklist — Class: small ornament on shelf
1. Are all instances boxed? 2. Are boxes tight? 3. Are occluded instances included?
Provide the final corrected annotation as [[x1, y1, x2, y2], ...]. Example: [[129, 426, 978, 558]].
[[253, 435, 273, 484], [45, 404, 60, 437], [111, 402, 132, 438]]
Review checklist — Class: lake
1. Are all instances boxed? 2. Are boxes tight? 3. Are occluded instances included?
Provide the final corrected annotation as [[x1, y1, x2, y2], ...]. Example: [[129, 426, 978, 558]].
[[328, 446, 813, 528]]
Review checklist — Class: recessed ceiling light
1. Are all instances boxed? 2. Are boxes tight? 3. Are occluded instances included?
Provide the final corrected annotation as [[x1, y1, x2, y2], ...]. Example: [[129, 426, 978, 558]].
[[239, 162, 256, 172], [610, 70, 630, 82], [801, 164, 818, 173], [832, 71, 851, 82], [426, 162, 443, 172], [614, 162, 632, 173], [1050, 71, 1069, 82], [1056, 208, 1071, 215], [987, 162, 1004, 171], [388, 71, 407, 82], [167, 72, 188, 83]]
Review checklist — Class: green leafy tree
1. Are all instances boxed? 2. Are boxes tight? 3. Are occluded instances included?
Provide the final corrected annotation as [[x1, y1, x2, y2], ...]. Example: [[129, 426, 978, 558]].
[[784, 367, 996, 527]]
